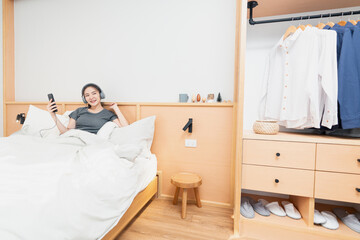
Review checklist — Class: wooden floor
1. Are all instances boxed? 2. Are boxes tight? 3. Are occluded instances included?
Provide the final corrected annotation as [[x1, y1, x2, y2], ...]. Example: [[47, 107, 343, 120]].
[[116, 198, 234, 240]]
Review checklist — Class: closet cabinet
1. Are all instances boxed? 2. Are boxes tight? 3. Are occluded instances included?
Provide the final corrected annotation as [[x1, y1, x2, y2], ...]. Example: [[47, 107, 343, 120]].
[[240, 131, 360, 240]]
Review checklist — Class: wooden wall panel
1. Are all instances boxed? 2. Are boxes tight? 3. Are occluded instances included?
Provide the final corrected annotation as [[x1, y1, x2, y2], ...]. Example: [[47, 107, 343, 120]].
[[141, 106, 233, 204]]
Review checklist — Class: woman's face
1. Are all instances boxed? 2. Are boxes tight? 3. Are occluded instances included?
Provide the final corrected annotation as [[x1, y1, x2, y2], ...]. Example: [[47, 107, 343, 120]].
[[84, 86, 101, 107]]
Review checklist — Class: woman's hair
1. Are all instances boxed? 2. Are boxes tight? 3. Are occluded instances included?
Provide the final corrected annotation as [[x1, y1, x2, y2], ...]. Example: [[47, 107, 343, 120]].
[[82, 83, 105, 108]]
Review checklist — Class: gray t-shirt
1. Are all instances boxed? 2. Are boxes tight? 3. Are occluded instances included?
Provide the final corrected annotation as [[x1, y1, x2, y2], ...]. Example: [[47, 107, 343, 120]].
[[69, 107, 117, 134]]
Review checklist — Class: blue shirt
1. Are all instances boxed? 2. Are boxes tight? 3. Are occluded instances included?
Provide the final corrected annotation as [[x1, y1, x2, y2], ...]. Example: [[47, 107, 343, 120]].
[[329, 24, 360, 129]]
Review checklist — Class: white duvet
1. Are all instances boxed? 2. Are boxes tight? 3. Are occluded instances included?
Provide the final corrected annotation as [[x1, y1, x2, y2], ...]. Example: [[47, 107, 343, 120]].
[[0, 130, 149, 240]]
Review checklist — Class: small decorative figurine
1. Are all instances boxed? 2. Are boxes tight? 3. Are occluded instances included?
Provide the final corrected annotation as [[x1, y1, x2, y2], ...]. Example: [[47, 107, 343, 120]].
[[207, 94, 215, 103], [217, 93, 222, 102], [202, 97, 206, 103], [192, 94, 196, 103], [197, 94, 201, 102]]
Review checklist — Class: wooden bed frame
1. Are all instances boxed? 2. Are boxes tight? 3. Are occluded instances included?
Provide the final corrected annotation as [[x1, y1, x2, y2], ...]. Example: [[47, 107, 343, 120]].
[[102, 176, 158, 240]]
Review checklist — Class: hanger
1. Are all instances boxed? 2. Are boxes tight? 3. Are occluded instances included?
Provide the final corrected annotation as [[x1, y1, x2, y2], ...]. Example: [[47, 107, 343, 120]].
[[305, 16, 312, 27], [349, 11, 357, 25], [338, 12, 347, 26], [316, 14, 326, 29], [283, 17, 297, 40], [326, 13, 335, 27], [297, 16, 305, 30]]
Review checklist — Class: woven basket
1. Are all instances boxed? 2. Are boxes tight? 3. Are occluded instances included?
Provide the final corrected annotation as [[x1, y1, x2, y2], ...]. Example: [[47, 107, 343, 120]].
[[253, 120, 279, 135]]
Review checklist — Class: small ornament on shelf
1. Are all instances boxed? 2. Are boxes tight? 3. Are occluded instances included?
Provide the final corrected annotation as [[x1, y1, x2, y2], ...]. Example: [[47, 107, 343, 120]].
[[207, 94, 215, 103], [192, 94, 196, 103], [202, 97, 206, 103], [197, 94, 201, 102], [217, 93, 222, 102]]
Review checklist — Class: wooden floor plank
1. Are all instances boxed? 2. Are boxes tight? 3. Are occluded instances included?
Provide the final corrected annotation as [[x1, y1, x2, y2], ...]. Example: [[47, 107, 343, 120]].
[[117, 198, 233, 240]]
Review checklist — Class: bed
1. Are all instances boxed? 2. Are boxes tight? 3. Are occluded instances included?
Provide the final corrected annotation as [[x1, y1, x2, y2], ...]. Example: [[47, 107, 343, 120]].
[[0, 106, 157, 240]]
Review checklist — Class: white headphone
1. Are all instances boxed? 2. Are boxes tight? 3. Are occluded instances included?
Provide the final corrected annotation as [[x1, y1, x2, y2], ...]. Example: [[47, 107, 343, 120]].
[[81, 83, 105, 103]]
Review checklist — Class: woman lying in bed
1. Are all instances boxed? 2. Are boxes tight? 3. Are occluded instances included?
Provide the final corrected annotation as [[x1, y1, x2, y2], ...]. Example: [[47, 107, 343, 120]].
[[47, 83, 128, 134]]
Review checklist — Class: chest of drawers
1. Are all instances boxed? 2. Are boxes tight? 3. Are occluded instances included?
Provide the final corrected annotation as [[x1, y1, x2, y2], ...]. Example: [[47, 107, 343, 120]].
[[242, 132, 360, 203]]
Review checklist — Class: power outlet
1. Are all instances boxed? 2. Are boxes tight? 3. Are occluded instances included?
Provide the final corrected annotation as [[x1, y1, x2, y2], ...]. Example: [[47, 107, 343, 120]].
[[185, 139, 197, 148]]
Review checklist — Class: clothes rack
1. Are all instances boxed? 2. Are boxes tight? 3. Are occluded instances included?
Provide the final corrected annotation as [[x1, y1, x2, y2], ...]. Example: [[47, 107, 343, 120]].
[[248, 1, 360, 25]]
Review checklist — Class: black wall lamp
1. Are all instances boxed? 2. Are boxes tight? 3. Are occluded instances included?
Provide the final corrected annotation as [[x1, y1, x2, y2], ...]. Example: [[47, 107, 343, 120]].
[[16, 113, 26, 124], [182, 118, 193, 133]]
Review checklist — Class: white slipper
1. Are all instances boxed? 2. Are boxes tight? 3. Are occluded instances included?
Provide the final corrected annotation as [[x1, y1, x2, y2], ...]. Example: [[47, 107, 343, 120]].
[[265, 201, 286, 217], [314, 209, 327, 224], [333, 208, 360, 233], [240, 197, 255, 219], [321, 211, 339, 230], [281, 201, 301, 220], [252, 198, 271, 216]]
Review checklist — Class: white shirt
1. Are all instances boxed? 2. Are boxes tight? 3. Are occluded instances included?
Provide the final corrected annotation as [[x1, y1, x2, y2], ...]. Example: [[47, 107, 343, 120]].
[[259, 27, 338, 129], [316, 28, 338, 128]]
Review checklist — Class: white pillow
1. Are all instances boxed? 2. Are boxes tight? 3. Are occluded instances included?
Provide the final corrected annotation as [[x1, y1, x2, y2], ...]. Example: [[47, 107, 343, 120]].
[[21, 105, 70, 137], [97, 121, 118, 140], [109, 116, 156, 158]]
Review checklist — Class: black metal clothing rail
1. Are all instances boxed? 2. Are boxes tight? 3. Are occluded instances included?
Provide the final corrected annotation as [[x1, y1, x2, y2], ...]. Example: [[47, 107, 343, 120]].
[[248, 1, 360, 25]]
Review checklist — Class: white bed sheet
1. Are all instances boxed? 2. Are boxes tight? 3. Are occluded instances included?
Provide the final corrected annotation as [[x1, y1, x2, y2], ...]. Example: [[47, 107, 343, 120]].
[[98, 154, 157, 239], [0, 131, 157, 240]]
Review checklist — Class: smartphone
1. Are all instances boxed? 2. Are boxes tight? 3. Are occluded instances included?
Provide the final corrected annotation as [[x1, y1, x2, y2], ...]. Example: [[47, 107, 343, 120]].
[[47, 93, 58, 113]]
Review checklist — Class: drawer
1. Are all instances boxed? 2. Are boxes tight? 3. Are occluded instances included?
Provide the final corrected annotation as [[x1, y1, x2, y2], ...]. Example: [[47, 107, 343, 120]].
[[315, 171, 360, 203], [242, 164, 314, 197], [243, 140, 315, 170], [316, 144, 360, 174]]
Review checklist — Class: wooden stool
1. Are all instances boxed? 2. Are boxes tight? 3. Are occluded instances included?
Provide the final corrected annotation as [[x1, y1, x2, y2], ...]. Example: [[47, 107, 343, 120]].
[[171, 172, 202, 219]]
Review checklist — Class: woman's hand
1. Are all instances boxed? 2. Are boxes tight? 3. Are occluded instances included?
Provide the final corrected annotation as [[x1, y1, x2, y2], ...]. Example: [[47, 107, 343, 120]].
[[47, 99, 58, 116], [108, 102, 120, 113], [109, 102, 129, 127]]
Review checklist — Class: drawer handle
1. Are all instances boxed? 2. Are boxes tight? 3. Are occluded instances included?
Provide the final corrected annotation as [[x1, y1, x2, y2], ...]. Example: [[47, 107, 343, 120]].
[[356, 188, 360, 193], [276, 153, 281, 157], [275, 179, 280, 183]]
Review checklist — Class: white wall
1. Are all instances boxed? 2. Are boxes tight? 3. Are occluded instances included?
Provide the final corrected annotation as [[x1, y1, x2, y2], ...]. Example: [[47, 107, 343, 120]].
[[0, 1, 3, 136], [14, 0, 236, 103], [7, 2, 360, 132], [244, 7, 359, 130]]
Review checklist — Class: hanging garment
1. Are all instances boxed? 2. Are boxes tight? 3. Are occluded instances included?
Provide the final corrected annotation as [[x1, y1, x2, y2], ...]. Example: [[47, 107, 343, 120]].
[[329, 24, 360, 129], [260, 27, 338, 129], [315, 28, 338, 128]]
